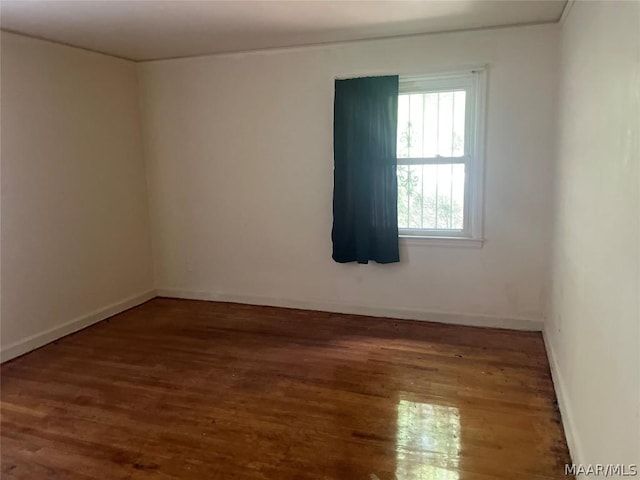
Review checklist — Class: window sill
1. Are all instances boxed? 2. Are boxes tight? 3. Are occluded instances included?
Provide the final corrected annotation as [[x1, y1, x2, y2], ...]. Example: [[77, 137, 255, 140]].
[[399, 236, 484, 248]]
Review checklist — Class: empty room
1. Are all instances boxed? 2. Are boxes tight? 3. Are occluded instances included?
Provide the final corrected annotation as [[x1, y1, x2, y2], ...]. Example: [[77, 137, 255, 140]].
[[1, 0, 638, 478]]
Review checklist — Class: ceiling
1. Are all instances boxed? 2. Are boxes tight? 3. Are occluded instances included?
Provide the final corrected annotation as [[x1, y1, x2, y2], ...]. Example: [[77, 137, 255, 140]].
[[0, 0, 567, 62]]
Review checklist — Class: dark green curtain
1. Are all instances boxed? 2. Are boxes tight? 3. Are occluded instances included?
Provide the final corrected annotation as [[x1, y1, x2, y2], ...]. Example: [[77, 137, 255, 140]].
[[332, 75, 400, 264]]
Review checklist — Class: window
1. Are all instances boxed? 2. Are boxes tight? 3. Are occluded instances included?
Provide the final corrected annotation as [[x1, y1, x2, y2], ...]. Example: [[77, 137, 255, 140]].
[[397, 69, 486, 245]]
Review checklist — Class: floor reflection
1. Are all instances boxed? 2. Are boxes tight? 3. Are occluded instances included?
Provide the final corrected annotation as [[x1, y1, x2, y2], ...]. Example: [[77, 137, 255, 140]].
[[396, 397, 461, 480]]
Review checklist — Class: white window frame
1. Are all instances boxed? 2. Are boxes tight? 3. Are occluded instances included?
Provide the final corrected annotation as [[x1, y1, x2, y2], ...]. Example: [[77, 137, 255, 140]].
[[397, 68, 486, 247]]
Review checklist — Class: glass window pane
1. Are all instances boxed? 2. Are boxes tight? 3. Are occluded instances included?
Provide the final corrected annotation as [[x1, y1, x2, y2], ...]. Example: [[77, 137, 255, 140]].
[[452, 91, 466, 157], [397, 95, 410, 158], [397, 90, 466, 158], [423, 93, 439, 158], [397, 164, 465, 231], [409, 94, 424, 158], [437, 91, 454, 157]]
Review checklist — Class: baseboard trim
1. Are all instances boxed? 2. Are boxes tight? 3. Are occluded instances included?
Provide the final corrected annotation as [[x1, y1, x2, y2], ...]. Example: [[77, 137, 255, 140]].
[[542, 328, 583, 467], [157, 288, 543, 331], [0, 289, 157, 363]]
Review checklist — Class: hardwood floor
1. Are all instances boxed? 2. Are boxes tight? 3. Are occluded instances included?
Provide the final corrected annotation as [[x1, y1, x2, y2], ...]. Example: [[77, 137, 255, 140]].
[[1, 298, 571, 479]]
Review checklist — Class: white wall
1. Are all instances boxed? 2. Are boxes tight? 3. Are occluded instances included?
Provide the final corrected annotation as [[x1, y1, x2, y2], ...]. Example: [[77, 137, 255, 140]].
[[0, 32, 155, 360], [546, 0, 640, 469], [139, 24, 558, 328]]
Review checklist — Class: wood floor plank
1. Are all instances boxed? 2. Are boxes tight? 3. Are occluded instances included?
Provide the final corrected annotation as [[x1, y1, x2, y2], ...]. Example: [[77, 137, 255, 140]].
[[1, 298, 572, 479]]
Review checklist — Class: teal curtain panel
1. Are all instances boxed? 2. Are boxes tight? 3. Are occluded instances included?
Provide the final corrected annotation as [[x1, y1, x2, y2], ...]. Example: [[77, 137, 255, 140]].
[[332, 75, 400, 264]]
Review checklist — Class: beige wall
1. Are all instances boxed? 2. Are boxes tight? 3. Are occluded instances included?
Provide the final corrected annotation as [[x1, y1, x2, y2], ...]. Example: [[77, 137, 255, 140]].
[[547, 0, 640, 469], [0, 32, 155, 360], [139, 24, 558, 328]]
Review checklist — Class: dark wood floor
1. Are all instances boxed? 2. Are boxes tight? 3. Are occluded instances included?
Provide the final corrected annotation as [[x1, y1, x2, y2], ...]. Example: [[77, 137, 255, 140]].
[[1, 298, 571, 479]]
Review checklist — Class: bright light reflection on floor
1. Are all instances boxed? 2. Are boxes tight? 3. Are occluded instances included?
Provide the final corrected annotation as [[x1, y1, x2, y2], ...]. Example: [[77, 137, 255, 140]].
[[396, 399, 461, 480]]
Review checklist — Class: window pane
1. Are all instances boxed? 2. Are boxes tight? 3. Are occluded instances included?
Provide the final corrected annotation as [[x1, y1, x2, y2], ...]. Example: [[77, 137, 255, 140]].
[[397, 164, 465, 230], [397, 90, 466, 158]]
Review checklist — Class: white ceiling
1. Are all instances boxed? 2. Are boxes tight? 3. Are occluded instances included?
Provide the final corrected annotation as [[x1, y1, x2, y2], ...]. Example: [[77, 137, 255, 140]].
[[1, 0, 567, 61]]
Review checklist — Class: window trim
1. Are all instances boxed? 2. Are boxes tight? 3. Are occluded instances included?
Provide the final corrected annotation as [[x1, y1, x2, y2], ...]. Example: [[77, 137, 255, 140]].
[[396, 68, 487, 246]]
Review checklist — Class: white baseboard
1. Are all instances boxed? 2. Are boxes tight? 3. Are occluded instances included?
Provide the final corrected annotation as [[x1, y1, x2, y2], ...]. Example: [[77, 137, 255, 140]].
[[156, 288, 543, 331], [543, 328, 583, 468], [0, 289, 157, 363]]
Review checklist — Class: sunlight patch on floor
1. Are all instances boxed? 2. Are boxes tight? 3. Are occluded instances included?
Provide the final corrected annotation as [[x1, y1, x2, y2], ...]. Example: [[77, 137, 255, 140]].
[[396, 398, 461, 480]]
